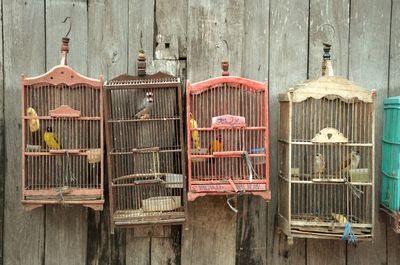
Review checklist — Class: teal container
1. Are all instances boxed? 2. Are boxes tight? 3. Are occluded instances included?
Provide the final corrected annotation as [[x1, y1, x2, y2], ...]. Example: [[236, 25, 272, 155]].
[[381, 96, 400, 211]]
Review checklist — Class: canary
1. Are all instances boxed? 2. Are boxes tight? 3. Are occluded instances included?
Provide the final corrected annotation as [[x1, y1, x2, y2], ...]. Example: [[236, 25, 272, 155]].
[[332, 213, 347, 224], [209, 134, 223, 154], [26, 107, 40, 132], [44, 126, 61, 149], [189, 113, 201, 151]]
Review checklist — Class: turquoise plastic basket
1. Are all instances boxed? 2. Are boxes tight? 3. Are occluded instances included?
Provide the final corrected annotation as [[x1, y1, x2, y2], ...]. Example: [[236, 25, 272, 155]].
[[381, 96, 400, 211]]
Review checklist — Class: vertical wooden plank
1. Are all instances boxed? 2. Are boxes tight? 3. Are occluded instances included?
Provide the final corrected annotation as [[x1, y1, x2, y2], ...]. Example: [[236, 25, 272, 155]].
[[155, 0, 188, 59], [306, 1, 349, 263], [186, 0, 244, 82], [44, 1, 88, 264], [87, 0, 129, 264], [127, 0, 154, 75], [0, 0, 5, 263], [183, 1, 244, 264], [182, 197, 237, 265], [151, 226, 182, 265], [236, 1, 269, 264], [268, 0, 309, 264], [309, 0, 349, 79], [347, 0, 391, 264], [3, 1, 45, 264], [126, 231, 150, 265]]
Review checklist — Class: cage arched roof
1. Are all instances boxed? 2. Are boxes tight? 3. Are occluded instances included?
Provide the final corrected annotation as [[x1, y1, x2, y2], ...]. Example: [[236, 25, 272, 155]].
[[281, 75, 375, 103]]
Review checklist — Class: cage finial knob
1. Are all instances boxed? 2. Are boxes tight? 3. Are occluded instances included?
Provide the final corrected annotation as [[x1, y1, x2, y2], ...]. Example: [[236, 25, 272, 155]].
[[138, 50, 146, 76], [321, 43, 334, 77], [221, 61, 229, 76], [60, 37, 70, 65]]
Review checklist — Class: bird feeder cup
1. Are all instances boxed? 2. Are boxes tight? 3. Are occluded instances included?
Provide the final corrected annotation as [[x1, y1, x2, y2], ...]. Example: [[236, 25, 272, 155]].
[[277, 44, 376, 242], [104, 51, 186, 233], [21, 37, 104, 210], [186, 62, 271, 201]]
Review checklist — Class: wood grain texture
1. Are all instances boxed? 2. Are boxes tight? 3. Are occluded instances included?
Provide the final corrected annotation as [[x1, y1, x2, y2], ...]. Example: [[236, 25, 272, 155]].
[[347, 0, 391, 264], [187, 0, 244, 82], [44, 2, 88, 264], [155, 0, 188, 59], [268, 0, 309, 264], [0, 0, 4, 263], [309, 0, 349, 79], [306, 2, 349, 263], [127, 0, 155, 75], [3, 1, 45, 264], [88, 0, 128, 80], [236, 1, 269, 263], [125, 230, 150, 265], [181, 197, 237, 265]]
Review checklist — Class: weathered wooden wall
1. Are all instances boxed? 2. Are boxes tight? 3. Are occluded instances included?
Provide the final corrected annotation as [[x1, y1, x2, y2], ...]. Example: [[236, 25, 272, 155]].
[[1, 0, 399, 264]]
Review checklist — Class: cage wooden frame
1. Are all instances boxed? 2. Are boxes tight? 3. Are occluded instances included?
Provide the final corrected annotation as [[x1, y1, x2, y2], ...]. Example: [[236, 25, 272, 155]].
[[21, 64, 104, 211], [104, 73, 186, 233], [186, 76, 270, 201], [278, 75, 376, 242]]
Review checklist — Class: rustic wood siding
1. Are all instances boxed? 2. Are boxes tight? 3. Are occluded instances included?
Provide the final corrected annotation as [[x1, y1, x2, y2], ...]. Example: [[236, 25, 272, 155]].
[[1, 0, 399, 264]]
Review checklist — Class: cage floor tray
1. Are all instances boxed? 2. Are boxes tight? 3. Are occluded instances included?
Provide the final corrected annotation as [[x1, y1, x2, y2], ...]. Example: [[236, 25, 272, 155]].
[[142, 196, 181, 212]]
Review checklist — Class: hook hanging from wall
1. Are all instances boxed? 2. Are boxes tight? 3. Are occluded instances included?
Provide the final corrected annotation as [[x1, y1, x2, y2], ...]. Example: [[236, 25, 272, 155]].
[[140, 30, 143, 50], [62, 16, 72, 38], [318, 23, 335, 46]]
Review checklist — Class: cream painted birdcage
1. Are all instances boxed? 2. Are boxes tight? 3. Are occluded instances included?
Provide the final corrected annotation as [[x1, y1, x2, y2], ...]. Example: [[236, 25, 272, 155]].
[[104, 51, 185, 233], [278, 44, 376, 243]]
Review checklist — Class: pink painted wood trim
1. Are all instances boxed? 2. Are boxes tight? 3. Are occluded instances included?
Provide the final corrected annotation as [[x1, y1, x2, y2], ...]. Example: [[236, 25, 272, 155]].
[[49, 105, 81, 118], [48, 149, 80, 154], [186, 80, 193, 191], [193, 126, 266, 131], [191, 180, 267, 185], [211, 115, 246, 128], [264, 80, 270, 191], [189, 76, 265, 94], [22, 65, 101, 87], [187, 191, 271, 201], [191, 153, 265, 158], [212, 151, 246, 157], [23, 116, 100, 120], [190, 183, 268, 192], [25, 151, 96, 156]]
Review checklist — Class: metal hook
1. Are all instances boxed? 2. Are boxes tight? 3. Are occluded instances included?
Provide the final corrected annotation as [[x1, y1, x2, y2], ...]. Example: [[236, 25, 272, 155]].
[[222, 39, 229, 60], [140, 31, 143, 49], [318, 23, 335, 45], [62, 16, 72, 38]]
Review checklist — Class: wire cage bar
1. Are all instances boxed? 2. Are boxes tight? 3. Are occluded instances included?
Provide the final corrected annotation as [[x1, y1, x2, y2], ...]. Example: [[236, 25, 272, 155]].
[[186, 62, 270, 201], [380, 96, 400, 233], [21, 37, 104, 210], [105, 51, 186, 233], [278, 44, 376, 242]]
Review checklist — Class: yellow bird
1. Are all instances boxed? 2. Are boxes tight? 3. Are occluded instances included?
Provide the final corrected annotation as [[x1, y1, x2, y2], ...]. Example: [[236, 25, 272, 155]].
[[209, 134, 223, 154], [332, 213, 347, 224], [26, 107, 40, 132], [44, 126, 61, 150], [189, 113, 201, 151]]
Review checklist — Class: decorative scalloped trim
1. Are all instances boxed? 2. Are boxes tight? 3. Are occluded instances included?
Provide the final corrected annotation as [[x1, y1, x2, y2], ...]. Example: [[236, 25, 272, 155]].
[[311, 127, 348, 143]]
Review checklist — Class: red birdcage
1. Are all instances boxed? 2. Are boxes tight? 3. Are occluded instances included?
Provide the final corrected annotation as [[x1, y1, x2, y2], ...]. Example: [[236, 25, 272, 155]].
[[186, 62, 270, 201], [105, 51, 186, 232], [21, 37, 104, 210]]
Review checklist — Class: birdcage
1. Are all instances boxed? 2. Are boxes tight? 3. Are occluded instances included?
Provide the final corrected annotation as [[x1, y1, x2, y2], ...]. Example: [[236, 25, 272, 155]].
[[186, 62, 270, 201], [104, 51, 185, 232], [21, 37, 104, 210], [278, 44, 376, 243], [380, 96, 400, 233]]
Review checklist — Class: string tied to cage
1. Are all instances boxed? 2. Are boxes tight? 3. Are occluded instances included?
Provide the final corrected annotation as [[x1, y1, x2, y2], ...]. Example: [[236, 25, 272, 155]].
[[344, 175, 363, 199], [242, 151, 259, 182], [341, 221, 357, 245]]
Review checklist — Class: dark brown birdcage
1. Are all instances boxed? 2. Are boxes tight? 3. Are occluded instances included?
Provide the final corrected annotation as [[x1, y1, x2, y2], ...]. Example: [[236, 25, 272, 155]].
[[105, 51, 185, 232], [278, 44, 375, 243], [21, 37, 104, 210], [186, 62, 270, 201]]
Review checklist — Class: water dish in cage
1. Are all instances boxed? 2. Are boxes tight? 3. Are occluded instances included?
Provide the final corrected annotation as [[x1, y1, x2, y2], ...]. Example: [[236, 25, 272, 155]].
[[250, 147, 266, 165], [142, 196, 182, 212], [350, 168, 369, 183], [165, 173, 183, 188], [86, 148, 101, 164], [25, 144, 41, 152]]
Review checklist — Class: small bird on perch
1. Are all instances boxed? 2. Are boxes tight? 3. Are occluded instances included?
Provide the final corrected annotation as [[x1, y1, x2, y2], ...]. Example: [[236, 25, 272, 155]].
[[337, 150, 361, 174], [189, 112, 201, 151], [26, 107, 40, 133], [313, 153, 325, 176], [209, 134, 223, 165], [44, 126, 61, 150], [133, 92, 153, 119]]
